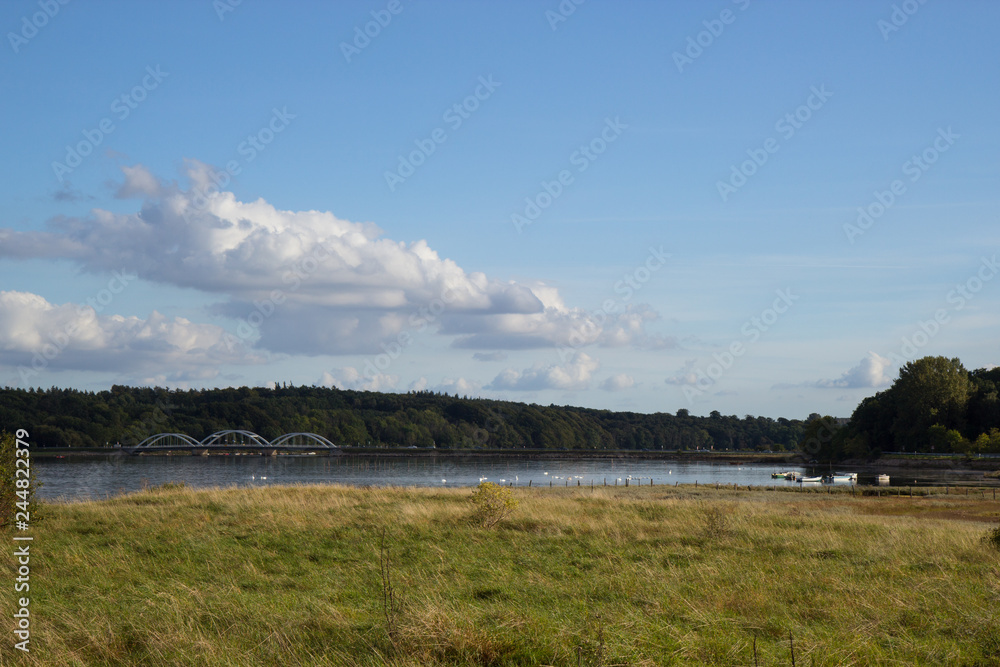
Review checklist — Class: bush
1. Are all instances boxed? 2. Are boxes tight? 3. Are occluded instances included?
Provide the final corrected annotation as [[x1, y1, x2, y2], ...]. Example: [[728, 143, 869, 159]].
[[984, 525, 1000, 551], [469, 482, 518, 528], [1, 431, 38, 531]]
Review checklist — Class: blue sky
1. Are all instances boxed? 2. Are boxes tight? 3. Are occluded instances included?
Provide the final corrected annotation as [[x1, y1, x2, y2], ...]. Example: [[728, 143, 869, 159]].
[[1, 0, 997, 419]]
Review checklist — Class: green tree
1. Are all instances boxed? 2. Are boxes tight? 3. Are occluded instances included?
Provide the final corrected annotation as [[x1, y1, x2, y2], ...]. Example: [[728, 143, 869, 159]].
[[890, 357, 972, 450]]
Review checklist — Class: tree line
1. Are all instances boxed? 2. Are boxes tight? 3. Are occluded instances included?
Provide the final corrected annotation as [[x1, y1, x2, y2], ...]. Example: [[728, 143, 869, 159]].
[[0, 384, 805, 452], [807, 356, 1000, 460]]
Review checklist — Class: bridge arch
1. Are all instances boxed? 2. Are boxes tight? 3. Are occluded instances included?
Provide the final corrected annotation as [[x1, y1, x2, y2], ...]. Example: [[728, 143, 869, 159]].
[[199, 430, 272, 448], [269, 432, 338, 449], [134, 433, 201, 449]]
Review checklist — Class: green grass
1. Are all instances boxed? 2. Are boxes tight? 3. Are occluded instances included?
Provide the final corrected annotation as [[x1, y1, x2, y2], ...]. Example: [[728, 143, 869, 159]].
[[4, 484, 1000, 666]]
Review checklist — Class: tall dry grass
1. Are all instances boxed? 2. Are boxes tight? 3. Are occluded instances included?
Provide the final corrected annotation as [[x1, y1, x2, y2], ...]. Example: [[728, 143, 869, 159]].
[[2, 483, 998, 665]]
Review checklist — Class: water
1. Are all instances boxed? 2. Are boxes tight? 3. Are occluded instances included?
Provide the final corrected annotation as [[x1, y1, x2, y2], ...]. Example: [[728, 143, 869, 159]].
[[33, 454, 995, 501]]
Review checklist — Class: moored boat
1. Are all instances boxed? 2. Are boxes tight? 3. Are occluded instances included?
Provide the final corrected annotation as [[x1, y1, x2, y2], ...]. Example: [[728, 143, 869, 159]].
[[877, 474, 890, 485], [822, 474, 854, 483], [799, 476, 822, 483]]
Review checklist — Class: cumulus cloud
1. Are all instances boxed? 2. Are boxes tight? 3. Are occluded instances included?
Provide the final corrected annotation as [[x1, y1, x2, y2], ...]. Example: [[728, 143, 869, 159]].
[[0, 290, 254, 386], [435, 377, 482, 395], [664, 359, 701, 387], [488, 352, 599, 391], [600, 373, 635, 392], [0, 163, 667, 356], [319, 367, 398, 392], [814, 352, 894, 389]]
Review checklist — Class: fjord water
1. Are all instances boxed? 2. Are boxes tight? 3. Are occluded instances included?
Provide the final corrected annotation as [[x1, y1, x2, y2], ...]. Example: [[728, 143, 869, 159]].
[[33, 454, 993, 501]]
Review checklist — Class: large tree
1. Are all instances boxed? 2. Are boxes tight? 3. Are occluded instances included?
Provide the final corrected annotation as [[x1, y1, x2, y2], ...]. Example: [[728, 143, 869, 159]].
[[890, 356, 973, 450]]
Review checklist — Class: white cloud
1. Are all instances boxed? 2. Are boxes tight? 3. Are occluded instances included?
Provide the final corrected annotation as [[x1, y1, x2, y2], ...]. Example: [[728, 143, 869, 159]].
[[815, 352, 894, 389], [488, 352, 599, 391], [664, 359, 701, 386], [0, 290, 254, 386], [319, 367, 398, 392], [0, 163, 667, 356], [600, 373, 635, 391], [435, 377, 482, 395]]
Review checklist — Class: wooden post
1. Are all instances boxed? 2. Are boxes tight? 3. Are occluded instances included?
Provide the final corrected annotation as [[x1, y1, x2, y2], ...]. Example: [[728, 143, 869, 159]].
[[789, 631, 795, 666], [529, 480, 532, 487]]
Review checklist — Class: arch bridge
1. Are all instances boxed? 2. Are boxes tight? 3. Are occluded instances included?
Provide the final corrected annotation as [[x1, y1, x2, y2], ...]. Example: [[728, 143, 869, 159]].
[[128, 430, 338, 455]]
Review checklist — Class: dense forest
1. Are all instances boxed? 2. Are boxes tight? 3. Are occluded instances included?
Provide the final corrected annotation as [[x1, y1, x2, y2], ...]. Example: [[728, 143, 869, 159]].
[[809, 357, 1000, 459], [0, 384, 805, 452], [3, 356, 996, 458]]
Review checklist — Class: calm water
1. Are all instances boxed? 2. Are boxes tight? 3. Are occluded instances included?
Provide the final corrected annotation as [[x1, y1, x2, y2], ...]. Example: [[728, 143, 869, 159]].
[[34, 454, 995, 501]]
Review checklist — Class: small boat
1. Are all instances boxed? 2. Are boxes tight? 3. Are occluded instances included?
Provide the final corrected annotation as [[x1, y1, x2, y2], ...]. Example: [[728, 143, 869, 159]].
[[771, 471, 792, 479], [877, 474, 890, 485], [822, 474, 854, 483], [784, 471, 800, 481], [798, 476, 822, 483], [835, 472, 858, 481]]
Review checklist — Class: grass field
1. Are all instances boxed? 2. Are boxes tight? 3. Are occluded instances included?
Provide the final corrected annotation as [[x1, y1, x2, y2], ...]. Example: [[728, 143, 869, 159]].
[[4, 483, 1000, 666]]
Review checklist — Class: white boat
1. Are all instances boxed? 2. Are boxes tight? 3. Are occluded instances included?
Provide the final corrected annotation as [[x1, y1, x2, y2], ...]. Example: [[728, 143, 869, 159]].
[[835, 472, 858, 481], [799, 476, 822, 483], [877, 474, 890, 485], [822, 474, 855, 483]]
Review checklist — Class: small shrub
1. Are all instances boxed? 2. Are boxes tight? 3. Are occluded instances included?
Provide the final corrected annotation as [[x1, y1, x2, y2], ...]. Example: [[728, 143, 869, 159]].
[[699, 503, 731, 539], [469, 482, 518, 528], [984, 525, 1000, 551]]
